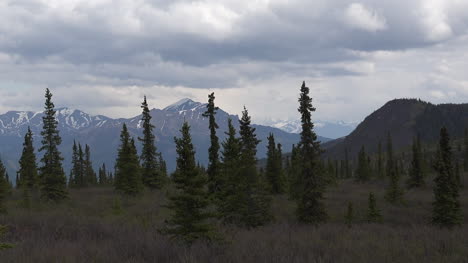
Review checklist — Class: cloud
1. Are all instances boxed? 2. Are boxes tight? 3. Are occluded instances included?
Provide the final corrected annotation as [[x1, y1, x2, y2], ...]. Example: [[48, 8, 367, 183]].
[[344, 3, 387, 32], [0, 0, 468, 124]]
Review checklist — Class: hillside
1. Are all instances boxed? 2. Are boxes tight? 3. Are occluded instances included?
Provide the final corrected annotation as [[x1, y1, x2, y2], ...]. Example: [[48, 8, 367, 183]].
[[324, 98, 468, 159]]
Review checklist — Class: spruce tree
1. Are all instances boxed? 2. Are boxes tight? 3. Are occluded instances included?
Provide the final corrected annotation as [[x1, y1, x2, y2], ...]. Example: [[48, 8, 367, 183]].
[[367, 192, 382, 223], [296, 81, 327, 224], [407, 136, 425, 188], [162, 122, 216, 243], [69, 141, 79, 188], [38, 88, 67, 202], [84, 145, 97, 186], [355, 146, 371, 182], [288, 144, 302, 200], [159, 154, 168, 180], [114, 124, 143, 196], [344, 147, 351, 178], [377, 141, 384, 179], [0, 158, 9, 213], [385, 133, 404, 204], [345, 202, 354, 228], [265, 133, 283, 194], [138, 96, 164, 189], [98, 163, 108, 185], [464, 128, 468, 172], [218, 119, 242, 224], [235, 107, 272, 227], [17, 127, 39, 205], [77, 144, 85, 187], [202, 92, 221, 194], [432, 127, 462, 228]]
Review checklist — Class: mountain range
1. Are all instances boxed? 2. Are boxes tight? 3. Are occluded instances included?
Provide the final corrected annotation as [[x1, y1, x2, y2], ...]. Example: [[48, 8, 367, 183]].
[[267, 119, 357, 139], [0, 98, 331, 176]]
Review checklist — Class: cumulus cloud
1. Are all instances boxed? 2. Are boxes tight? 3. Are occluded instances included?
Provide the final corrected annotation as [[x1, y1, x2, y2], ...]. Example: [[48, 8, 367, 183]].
[[344, 3, 387, 32], [0, 0, 468, 123]]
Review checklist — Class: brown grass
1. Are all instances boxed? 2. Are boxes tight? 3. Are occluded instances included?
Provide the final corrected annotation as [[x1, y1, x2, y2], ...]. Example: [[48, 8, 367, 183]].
[[0, 175, 467, 263]]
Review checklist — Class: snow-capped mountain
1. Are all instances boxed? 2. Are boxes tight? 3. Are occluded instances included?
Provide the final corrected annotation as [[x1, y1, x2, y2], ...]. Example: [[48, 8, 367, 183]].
[[0, 98, 331, 177], [268, 119, 357, 139]]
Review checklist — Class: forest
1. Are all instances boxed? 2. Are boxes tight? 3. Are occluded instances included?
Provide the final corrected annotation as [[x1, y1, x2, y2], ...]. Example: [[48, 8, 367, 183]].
[[0, 82, 467, 263]]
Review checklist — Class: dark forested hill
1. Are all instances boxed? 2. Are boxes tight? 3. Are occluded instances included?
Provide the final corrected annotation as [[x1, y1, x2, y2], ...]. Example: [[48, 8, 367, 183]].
[[323, 98, 468, 158]]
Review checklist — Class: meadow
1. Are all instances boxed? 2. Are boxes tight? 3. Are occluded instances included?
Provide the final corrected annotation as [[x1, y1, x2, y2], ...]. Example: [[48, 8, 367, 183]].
[[1, 175, 467, 263]]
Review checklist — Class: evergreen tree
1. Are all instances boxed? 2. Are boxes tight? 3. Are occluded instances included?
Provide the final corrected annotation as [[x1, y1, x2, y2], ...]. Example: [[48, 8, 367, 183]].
[[162, 122, 216, 243], [217, 119, 242, 224], [159, 154, 168, 180], [344, 147, 351, 178], [17, 127, 39, 206], [202, 92, 221, 194], [377, 141, 384, 179], [0, 159, 9, 213], [38, 88, 67, 201], [237, 107, 272, 227], [265, 133, 283, 194], [432, 127, 462, 228], [296, 81, 327, 224], [385, 133, 404, 204], [464, 128, 468, 172], [355, 146, 371, 182], [84, 144, 97, 186], [345, 202, 354, 228], [98, 163, 108, 185], [114, 124, 143, 196], [288, 144, 302, 199], [407, 136, 425, 188], [138, 96, 164, 189], [367, 192, 382, 223], [276, 143, 286, 190], [69, 141, 79, 188]]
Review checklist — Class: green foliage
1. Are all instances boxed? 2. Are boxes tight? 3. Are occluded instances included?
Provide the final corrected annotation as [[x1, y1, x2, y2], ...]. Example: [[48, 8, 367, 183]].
[[0, 225, 14, 250], [296, 81, 327, 224], [202, 92, 221, 194], [0, 159, 9, 213], [288, 144, 302, 200], [265, 133, 285, 194], [432, 127, 462, 228], [162, 122, 217, 243], [355, 146, 371, 182], [138, 96, 165, 190], [114, 124, 143, 196], [367, 192, 382, 223], [38, 88, 68, 202], [377, 141, 384, 179], [17, 127, 39, 207], [385, 134, 404, 204], [345, 202, 354, 228], [407, 136, 425, 188], [84, 145, 97, 186]]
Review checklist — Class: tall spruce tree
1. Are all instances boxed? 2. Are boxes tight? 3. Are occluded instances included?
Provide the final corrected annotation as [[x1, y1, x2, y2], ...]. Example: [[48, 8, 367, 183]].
[[84, 145, 96, 186], [407, 136, 425, 188], [162, 122, 216, 243], [238, 107, 271, 227], [385, 133, 404, 204], [98, 163, 108, 185], [217, 119, 242, 224], [355, 146, 371, 182], [432, 127, 462, 227], [202, 92, 221, 194], [265, 133, 283, 194], [0, 158, 9, 213], [296, 81, 327, 224], [38, 89, 67, 201], [138, 96, 164, 189], [69, 141, 79, 188], [114, 124, 143, 196], [17, 127, 39, 206], [289, 144, 302, 199]]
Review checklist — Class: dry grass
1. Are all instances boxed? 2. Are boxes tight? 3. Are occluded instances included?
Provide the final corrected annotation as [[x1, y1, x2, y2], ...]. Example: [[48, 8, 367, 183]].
[[0, 175, 467, 263]]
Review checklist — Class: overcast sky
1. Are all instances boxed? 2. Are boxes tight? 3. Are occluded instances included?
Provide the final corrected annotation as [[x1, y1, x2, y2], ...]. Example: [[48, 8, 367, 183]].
[[0, 0, 467, 124]]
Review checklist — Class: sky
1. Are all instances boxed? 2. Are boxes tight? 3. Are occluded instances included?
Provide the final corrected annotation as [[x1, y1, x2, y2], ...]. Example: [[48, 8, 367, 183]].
[[0, 0, 468, 124]]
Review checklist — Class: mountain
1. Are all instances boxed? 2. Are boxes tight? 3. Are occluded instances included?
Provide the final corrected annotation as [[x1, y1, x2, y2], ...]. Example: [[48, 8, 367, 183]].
[[0, 99, 331, 177], [323, 98, 468, 159], [269, 119, 357, 139]]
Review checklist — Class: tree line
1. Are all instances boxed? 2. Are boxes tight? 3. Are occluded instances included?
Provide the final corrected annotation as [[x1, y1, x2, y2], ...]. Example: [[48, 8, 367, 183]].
[[0, 82, 463, 244]]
